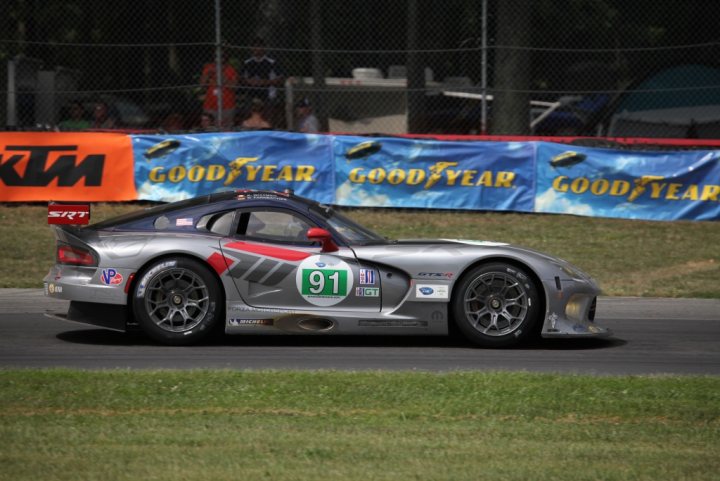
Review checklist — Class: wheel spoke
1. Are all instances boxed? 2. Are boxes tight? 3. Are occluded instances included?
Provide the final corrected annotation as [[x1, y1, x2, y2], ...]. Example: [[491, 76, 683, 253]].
[[463, 271, 530, 338], [143, 267, 211, 333]]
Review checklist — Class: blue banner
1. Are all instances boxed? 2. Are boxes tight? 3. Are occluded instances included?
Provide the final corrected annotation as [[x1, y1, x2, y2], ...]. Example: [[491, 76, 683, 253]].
[[535, 142, 720, 221], [132, 131, 335, 203], [332, 136, 535, 211], [129, 132, 720, 221]]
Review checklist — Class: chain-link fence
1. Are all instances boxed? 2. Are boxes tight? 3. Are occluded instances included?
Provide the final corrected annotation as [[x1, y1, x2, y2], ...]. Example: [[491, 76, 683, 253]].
[[2, 0, 720, 138]]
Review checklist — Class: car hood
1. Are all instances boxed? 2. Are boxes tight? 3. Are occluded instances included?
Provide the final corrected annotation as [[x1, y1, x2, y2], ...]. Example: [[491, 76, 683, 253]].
[[352, 238, 594, 283]]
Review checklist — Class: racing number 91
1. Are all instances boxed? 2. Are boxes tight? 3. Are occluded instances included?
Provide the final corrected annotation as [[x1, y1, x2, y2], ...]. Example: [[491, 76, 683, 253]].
[[302, 269, 347, 297]]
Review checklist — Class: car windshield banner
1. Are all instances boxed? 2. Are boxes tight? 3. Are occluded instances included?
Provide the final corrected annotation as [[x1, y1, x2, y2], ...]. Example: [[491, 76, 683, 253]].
[[332, 135, 535, 211], [0, 132, 136, 201], [535, 142, 720, 221], [132, 131, 335, 203]]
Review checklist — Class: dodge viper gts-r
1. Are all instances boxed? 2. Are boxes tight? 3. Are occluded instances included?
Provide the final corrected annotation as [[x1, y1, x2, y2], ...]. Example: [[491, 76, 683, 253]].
[[44, 190, 611, 347]]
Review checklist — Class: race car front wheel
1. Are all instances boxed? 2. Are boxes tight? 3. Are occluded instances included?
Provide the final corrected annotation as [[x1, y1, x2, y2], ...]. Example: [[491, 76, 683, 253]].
[[451, 262, 541, 348], [132, 257, 222, 345]]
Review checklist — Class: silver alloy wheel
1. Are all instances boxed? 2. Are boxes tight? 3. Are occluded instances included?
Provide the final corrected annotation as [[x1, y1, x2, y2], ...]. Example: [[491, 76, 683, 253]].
[[143, 267, 210, 332], [463, 272, 529, 337]]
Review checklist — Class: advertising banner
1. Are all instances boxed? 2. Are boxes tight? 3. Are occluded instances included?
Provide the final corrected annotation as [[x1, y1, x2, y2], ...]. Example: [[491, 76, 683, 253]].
[[535, 142, 720, 221], [4, 131, 718, 222], [332, 136, 535, 211], [132, 131, 334, 203], [0, 132, 136, 201]]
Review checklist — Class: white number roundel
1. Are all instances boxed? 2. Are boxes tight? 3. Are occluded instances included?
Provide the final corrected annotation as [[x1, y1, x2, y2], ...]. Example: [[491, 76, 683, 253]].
[[295, 255, 354, 307]]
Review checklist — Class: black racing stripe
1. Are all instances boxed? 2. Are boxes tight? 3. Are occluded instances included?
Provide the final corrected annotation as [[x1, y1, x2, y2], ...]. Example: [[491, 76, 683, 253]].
[[245, 259, 279, 283], [227, 252, 261, 279], [262, 263, 295, 286]]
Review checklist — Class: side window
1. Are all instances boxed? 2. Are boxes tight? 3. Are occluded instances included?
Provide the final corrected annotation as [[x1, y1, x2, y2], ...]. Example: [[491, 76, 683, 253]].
[[237, 210, 315, 245], [196, 211, 235, 236]]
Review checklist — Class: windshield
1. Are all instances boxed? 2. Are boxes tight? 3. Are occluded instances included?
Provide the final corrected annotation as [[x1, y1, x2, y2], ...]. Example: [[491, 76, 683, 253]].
[[322, 208, 389, 245]]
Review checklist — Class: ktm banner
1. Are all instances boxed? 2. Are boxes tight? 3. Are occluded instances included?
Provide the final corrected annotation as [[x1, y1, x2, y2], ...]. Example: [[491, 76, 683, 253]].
[[0, 132, 136, 201]]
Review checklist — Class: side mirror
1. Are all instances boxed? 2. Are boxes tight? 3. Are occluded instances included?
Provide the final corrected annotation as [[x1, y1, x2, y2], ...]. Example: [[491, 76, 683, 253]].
[[307, 227, 339, 253]]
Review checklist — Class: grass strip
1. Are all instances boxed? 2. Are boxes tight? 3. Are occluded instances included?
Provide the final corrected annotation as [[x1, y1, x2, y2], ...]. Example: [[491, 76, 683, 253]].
[[1, 370, 718, 481]]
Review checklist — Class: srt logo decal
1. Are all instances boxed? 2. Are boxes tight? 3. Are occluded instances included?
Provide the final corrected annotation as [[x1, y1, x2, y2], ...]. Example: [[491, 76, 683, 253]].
[[48, 204, 91, 225], [418, 272, 454, 279], [0, 145, 105, 187]]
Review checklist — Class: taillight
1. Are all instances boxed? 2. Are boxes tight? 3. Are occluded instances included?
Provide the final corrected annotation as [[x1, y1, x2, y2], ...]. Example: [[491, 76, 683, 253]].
[[57, 244, 97, 266]]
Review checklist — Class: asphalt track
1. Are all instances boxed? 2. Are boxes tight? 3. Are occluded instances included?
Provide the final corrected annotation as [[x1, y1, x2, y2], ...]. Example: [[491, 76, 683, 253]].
[[1, 289, 718, 375]]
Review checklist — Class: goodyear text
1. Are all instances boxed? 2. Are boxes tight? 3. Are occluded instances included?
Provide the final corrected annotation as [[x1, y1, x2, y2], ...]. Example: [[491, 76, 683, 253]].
[[148, 157, 316, 185], [348, 161, 516, 189], [552, 175, 720, 202]]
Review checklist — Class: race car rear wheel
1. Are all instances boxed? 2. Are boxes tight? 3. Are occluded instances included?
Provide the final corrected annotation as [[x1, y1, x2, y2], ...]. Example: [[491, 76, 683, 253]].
[[451, 262, 541, 348], [132, 257, 222, 345]]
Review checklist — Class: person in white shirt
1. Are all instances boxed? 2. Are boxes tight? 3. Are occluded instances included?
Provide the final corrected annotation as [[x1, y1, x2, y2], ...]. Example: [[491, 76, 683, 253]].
[[295, 97, 320, 133]]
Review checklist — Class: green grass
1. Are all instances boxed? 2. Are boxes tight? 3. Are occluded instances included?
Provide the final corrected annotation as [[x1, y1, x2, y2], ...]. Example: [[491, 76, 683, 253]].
[[3, 203, 718, 297], [1, 370, 718, 481]]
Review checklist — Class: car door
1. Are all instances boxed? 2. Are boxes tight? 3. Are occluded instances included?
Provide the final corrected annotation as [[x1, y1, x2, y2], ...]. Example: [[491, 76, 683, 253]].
[[220, 208, 381, 312]]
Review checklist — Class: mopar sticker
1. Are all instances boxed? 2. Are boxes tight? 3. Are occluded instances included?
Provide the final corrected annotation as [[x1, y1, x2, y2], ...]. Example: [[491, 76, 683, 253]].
[[296, 255, 354, 307], [100, 269, 124, 286], [416, 284, 449, 299]]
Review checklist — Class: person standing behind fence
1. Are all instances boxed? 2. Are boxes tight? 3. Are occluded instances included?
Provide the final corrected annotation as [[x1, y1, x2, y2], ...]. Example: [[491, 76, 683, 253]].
[[295, 97, 320, 133], [200, 51, 238, 129], [241, 98, 272, 130], [239, 37, 285, 107], [91, 101, 117, 129], [58, 102, 91, 131]]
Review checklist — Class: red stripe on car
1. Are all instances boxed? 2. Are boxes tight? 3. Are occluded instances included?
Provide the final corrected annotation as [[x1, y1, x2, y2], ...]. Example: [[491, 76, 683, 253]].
[[207, 252, 234, 274], [223, 241, 311, 261]]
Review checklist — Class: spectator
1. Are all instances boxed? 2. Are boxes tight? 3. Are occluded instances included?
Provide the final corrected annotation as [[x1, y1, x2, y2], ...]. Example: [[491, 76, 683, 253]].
[[58, 102, 90, 131], [241, 98, 272, 130], [295, 97, 320, 133], [197, 112, 217, 131], [239, 37, 285, 105], [161, 112, 184, 132], [91, 101, 117, 129], [200, 50, 238, 129]]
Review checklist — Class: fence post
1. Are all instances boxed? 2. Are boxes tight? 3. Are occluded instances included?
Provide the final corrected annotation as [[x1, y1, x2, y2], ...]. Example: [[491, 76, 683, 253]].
[[214, 0, 223, 128]]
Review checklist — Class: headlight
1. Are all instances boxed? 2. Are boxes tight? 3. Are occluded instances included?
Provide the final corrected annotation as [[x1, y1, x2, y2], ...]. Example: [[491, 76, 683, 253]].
[[554, 261, 589, 281]]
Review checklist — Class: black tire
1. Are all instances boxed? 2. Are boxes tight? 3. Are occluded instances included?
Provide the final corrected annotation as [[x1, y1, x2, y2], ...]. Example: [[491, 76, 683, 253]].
[[451, 262, 541, 348], [132, 257, 222, 345]]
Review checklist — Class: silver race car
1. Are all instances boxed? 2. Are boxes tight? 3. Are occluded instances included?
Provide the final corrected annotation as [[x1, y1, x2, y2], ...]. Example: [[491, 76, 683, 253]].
[[44, 190, 611, 346]]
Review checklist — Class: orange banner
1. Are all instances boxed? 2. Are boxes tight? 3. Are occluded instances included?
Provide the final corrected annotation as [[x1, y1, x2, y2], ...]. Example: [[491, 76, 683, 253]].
[[0, 132, 137, 202]]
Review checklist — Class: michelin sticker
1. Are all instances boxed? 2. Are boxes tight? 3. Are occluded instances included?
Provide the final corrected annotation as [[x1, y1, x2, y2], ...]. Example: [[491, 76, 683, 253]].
[[416, 284, 449, 299], [296, 255, 354, 307]]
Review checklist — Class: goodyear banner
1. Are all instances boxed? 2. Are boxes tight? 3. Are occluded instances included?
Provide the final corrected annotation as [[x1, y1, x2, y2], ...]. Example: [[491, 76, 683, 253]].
[[0, 132, 136, 201], [536, 142, 720, 221], [132, 131, 335, 203], [5, 131, 719, 221], [333, 136, 535, 211]]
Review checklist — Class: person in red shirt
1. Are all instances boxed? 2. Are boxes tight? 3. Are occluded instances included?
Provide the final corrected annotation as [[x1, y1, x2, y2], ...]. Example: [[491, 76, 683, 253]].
[[200, 51, 238, 129]]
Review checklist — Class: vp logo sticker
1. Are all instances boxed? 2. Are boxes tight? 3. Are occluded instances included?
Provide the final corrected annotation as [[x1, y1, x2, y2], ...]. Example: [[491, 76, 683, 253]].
[[101, 268, 124, 286]]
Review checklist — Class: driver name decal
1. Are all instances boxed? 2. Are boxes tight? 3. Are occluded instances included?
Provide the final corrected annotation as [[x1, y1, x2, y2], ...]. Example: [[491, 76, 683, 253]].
[[296, 255, 354, 307]]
